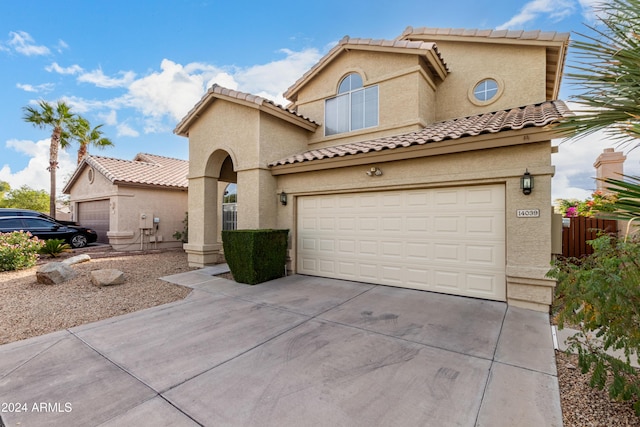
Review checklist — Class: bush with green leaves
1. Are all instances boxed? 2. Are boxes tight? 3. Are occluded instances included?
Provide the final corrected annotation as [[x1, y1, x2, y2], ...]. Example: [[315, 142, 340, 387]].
[[39, 238, 72, 257], [549, 234, 640, 413], [0, 231, 45, 271], [222, 229, 288, 285]]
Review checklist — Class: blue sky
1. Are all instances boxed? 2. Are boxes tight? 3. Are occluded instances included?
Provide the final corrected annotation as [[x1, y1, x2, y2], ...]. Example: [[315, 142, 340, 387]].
[[1, 0, 636, 201]]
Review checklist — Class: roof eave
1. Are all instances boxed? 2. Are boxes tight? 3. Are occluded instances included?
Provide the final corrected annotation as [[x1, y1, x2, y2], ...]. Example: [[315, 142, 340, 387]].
[[174, 88, 318, 136], [283, 42, 448, 101], [270, 126, 559, 176], [62, 159, 89, 194]]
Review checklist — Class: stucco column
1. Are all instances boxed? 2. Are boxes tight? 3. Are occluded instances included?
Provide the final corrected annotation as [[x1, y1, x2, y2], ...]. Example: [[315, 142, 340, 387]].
[[184, 175, 221, 267], [236, 168, 278, 229]]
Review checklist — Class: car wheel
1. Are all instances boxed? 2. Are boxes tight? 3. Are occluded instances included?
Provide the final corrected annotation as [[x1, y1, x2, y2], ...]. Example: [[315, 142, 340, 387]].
[[70, 233, 88, 248]]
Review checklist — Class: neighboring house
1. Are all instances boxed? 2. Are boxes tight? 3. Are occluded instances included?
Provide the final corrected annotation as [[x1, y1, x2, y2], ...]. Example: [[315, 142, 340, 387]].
[[63, 153, 189, 251], [175, 27, 571, 312]]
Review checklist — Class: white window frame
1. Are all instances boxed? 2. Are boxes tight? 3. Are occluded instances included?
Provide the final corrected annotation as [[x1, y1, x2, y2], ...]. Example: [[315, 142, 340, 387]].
[[325, 73, 378, 136]]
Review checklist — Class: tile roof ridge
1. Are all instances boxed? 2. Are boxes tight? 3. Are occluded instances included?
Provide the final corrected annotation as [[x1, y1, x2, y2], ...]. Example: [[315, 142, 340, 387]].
[[399, 26, 569, 42], [208, 84, 318, 124]]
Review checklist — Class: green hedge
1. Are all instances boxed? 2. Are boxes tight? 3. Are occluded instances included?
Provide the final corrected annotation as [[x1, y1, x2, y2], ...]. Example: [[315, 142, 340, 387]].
[[222, 229, 289, 285]]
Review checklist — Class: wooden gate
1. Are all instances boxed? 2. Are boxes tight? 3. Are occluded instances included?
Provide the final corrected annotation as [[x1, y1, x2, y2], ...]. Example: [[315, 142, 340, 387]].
[[562, 216, 618, 258]]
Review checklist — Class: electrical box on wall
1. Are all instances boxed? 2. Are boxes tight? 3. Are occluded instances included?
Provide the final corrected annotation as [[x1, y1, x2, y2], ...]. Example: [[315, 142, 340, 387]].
[[153, 217, 160, 224], [139, 213, 150, 229]]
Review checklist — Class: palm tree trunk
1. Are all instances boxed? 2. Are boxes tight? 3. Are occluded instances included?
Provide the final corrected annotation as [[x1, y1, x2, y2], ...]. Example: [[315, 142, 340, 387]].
[[77, 143, 87, 164], [48, 127, 61, 218]]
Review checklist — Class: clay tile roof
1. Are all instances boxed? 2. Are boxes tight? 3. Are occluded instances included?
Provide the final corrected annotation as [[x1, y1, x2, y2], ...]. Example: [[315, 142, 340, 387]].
[[398, 26, 570, 43], [86, 153, 189, 189], [175, 84, 318, 136], [269, 100, 571, 167]]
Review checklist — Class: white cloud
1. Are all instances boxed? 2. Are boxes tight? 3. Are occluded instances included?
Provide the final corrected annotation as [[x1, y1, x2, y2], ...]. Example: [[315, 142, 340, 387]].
[[552, 134, 640, 201], [6, 31, 50, 56], [117, 123, 139, 137], [124, 59, 227, 122], [98, 110, 118, 126], [46, 62, 83, 75], [55, 39, 69, 53], [78, 68, 136, 88], [0, 139, 75, 194], [37, 47, 323, 138], [16, 82, 54, 93], [234, 48, 323, 105], [496, 0, 575, 30], [578, 0, 607, 22]]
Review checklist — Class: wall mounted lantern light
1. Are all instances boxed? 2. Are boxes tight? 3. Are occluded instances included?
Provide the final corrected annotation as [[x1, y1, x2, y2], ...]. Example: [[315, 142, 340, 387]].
[[279, 191, 288, 206], [366, 167, 383, 177], [520, 170, 534, 195]]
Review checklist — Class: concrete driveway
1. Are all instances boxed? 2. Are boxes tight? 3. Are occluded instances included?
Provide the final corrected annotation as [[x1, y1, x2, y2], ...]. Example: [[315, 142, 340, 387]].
[[0, 266, 562, 426]]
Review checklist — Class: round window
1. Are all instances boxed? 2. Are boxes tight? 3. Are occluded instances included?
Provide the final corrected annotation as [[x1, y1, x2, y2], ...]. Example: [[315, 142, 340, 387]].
[[87, 168, 95, 184], [473, 79, 499, 102]]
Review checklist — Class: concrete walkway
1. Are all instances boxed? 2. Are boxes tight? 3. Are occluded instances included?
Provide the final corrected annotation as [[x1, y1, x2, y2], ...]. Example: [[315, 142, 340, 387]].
[[0, 267, 562, 426]]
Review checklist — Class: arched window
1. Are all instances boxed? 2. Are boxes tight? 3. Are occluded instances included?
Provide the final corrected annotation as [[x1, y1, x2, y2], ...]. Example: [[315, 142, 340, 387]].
[[325, 73, 378, 136]]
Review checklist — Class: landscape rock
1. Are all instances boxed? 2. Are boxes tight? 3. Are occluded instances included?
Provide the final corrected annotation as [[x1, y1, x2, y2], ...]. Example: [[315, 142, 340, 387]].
[[36, 262, 77, 285], [62, 254, 91, 266], [91, 269, 125, 286]]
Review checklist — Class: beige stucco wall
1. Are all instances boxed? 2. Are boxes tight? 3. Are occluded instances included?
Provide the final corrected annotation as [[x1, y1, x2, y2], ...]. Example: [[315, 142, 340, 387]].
[[67, 165, 187, 251], [108, 186, 187, 250], [433, 41, 548, 120], [291, 50, 437, 148], [273, 139, 556, 311], [184, 99, 311, 265]]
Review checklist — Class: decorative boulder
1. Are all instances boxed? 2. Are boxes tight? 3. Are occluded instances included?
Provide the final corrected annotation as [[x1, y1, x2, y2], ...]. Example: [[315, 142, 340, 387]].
[[62, 254, 91, 266], [36, 262, 77, 285], [91, 269, 125, 287]]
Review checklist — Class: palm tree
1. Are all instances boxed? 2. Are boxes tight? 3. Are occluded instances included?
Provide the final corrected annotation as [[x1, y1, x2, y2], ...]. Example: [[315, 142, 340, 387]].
[[557, 0, 640, 145], [556, 0, 640, 221], [23, 100, 75, 218], [70, 116, 114, 164]]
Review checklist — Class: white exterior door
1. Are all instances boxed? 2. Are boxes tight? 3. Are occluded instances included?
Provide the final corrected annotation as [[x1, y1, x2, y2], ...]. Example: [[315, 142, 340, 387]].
[[296, 185, 506, 301]]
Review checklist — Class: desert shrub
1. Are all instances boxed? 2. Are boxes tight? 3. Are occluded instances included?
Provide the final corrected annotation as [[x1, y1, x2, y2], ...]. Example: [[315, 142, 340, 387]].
[[39, 238, 72, 257], [549, 234, 640, 413], [0, 231, 45, 271]]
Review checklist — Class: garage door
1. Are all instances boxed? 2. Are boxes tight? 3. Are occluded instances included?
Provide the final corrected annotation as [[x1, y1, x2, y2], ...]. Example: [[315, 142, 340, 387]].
[[297, 185, 506, 301], [77, 200, 110, 243]]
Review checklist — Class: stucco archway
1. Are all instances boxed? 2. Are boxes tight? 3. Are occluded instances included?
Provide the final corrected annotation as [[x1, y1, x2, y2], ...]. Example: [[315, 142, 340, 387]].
[[184, 149, 237, 267]]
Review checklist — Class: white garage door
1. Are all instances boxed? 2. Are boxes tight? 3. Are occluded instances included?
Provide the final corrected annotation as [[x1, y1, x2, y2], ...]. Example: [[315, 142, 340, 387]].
[[297, 185, 506, 301], [77, 200, 110, 243]]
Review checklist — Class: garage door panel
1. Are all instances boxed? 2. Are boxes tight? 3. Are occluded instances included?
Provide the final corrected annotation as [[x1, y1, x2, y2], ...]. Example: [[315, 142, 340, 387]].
[[297, 185, 506, 301], [77, 200, 109, 243]]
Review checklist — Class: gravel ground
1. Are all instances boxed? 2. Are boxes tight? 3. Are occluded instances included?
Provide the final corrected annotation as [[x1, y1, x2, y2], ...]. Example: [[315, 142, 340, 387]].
[[1, 248, 639, 425], [0, 248, 193, 345]]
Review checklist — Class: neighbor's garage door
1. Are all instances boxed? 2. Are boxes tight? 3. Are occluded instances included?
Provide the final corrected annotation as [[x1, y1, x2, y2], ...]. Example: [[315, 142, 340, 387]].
[[297, 185, 506, 301], [77, 200, 110, 243]]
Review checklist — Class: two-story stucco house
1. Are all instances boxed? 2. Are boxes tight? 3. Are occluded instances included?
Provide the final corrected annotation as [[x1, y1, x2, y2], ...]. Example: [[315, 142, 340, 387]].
[[175, 27, 571, 312]]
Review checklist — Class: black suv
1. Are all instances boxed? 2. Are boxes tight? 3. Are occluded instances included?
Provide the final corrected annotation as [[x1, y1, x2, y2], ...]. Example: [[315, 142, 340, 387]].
[[0, 216, 97, 248], [0, 208, 77, 226]]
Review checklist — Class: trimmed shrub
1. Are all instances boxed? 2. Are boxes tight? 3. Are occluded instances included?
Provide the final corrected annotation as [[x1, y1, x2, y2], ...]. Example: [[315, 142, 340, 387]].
[[0, 231, 45, 271], [222, 229, 289, 285]]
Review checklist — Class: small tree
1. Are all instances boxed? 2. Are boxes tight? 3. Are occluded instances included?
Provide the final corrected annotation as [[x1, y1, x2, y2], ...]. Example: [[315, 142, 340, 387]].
[[0, 185, 49, 212], [551, 0, 640, 412]]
